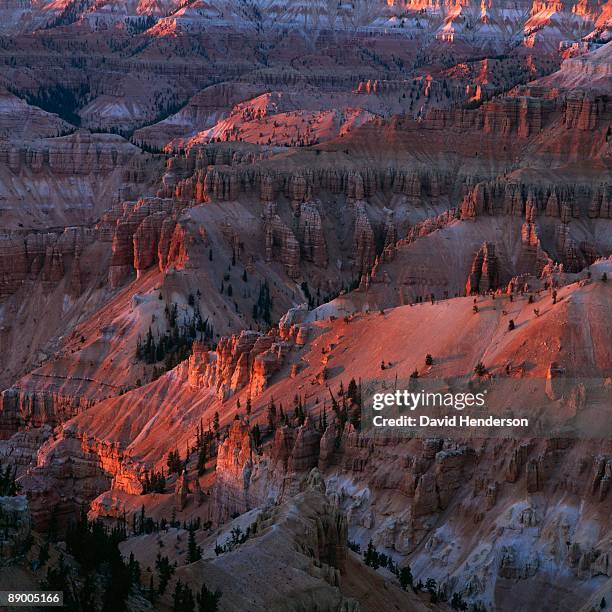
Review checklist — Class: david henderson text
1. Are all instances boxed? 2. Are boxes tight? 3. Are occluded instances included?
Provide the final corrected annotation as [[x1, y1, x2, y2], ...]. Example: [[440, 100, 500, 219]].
[[372, 415, 529, 427]]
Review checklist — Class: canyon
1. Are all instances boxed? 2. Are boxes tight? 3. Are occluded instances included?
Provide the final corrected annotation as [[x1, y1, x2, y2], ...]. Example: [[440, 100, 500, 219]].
[[0, 6, 609, 612]]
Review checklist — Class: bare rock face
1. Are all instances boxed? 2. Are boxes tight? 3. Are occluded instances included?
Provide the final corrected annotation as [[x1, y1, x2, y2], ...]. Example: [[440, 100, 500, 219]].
[[589, 186, 611, 220], [518, 217, 550, 277], [505, 442, 532, 482], [187, 341, 210, 389], [69, 248, 83, 296], [250, 343, 283, 395], [109, 219, 139, 287], [157, 217, 178, 270], [133, 82, 267, 149], [546, 191, 561, 217], [318, 419, 341, 472], [199, 469, 371, 612], [215, 332, 263, 397], [434, 448, 477, 510], [351, 200, 375, 274], [13, 421, 144, 529], [0, 227, 94, 299], [0, 27, 609, 612], [382, 209, 397, 262], [133, 212, 166, 275], [164, 222, 191, 271], [459, 176, 608, 225], [296, 202, 327, 267], [271, 419, 322, 475], [0, 131, 149, 228], [102, 197, 178, 287], [175, 471, 190, 511], [260, 173, 276, 202], [0, 88, 70, 140], [526, 458, 542, 493], [0, 426, 53, 474], [0, 387, 96, 438], [591, 456, 612, 502], [192, 477, 205, 506], [191, 330, 287, 399], [212, 420, 254, 521], [466, 242, 500, 294], [288, 419, 322, 473], [21, 426, 115, 528], [563, 91, 608, 131], [423, 95, 551, 138], [215, 332, 261, 395], [264, 203, 300, 279], [212, 417, 324, 524], [347, 171, 365, 200], [259, 191, 334, 276], [288, 173, 310, 203], [554, 223, 584, 272], [193, 168, 240, 202], [0, 234, 29, 298], [0, 132, 137, 176]]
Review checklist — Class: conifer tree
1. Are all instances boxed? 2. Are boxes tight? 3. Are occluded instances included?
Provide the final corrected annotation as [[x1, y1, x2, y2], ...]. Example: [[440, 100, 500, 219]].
[[187, 526, 202, 564], [267, 397, 277, 432]]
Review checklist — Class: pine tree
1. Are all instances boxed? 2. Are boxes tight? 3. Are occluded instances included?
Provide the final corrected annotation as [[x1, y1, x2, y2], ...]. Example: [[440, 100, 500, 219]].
[[197, 583, 222, 611], [425, 578, 438, 602], [267, 397, 277, 432], [347, 378, 358, 404], [251, 424, 261, 447], [399, 565, 413, 590], [187, 526, 202, 564], [155, 552, 175, 595], [363, 540, 380, 569], [173, 580, 196, 612], [318, 403, 328, 432], [451, 592, 468, 610], [128, 552, 140, 585], [474, 362, 487, 377], [167, 450, 183, 475]]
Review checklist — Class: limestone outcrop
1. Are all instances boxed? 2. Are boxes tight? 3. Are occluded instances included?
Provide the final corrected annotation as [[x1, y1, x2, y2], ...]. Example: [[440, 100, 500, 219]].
[[0, 227, 95, 299], [188, 331, 288, 399], [465, 242, 500, 294], [20, 424, 141, 529], [102, 197, 181, 287]]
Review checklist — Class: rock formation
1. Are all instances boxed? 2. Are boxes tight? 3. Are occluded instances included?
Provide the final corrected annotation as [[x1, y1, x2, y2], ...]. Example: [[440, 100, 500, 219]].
[[466, 242, 500, 294]]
